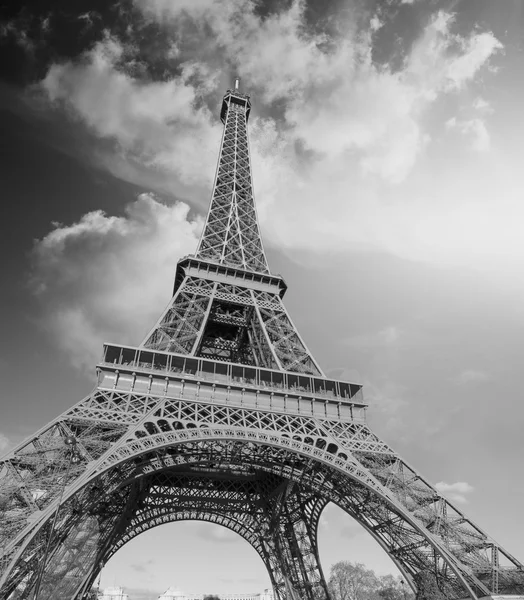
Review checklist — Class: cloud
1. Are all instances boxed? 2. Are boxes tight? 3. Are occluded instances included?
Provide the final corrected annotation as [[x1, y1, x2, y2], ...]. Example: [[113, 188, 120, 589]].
[[404, 11, 502, 96], [472, 96, 493, 114], [445, 30, 503, 88], [33, 2, 515, 277], [136, 0, 217, 19], [77, 12, 101, 26], [40, 35, 221, 196], [30, 194, 201, 370], [435, 481, 474, 504], [0, 20, 36, 53], [39, 4, 502, 188], [0, 433, 11, 455], [453, 369, 491, 385], [370, 15, 383, 33], [446, 116, 490, 151]]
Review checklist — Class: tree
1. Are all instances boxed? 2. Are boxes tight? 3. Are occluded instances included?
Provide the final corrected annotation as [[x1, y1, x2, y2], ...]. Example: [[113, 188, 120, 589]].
[[414, 572, 447, 600], [328, 562, 414, 600], [329, 561, 381, 600], [377, 574, 412, 600], [203, 595, 221, 600]]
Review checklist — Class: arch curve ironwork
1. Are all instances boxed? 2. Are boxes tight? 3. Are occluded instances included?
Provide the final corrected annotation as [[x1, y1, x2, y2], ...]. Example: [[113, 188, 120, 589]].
[[0, 428, 497, 600]]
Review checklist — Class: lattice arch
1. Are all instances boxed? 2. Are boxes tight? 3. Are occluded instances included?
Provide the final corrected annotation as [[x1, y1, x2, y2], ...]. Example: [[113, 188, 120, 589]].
[[88, 472, 330, 600], [2, 429, 513, 600], [79, 513, 275, 599]]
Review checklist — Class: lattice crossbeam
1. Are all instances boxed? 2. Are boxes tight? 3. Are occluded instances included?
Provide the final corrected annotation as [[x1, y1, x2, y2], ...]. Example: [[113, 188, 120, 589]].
[[196, 92, 268, 274], [1, 381, 523, 600]]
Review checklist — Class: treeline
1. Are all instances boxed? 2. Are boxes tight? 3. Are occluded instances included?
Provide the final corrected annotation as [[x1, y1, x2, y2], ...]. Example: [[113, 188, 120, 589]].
[[197, 563, 429, 600], [328, 562, 414, 600]]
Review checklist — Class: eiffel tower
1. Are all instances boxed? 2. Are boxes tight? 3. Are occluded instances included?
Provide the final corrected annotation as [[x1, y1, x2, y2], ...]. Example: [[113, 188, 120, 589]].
[[1, 80, 523, 600]]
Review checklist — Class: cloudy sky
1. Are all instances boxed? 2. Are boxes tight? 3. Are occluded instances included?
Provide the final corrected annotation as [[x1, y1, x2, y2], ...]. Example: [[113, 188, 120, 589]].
[[1, 0, 524, 597]]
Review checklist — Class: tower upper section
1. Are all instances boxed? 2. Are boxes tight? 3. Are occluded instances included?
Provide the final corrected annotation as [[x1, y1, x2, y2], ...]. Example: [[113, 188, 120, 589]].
[[195, 81, 269, 274]]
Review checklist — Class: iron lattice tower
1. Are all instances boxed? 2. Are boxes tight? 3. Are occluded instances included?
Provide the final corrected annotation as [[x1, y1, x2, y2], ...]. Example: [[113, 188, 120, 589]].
[[1, 81, 523, 600]]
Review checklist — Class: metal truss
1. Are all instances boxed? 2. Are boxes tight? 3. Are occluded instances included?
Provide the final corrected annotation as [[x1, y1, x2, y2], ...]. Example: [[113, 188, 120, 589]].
[[67, 471, 328, 600], [1, 82, 524, 600], [196, 87, 268, 274], [142, 271, 323, 375], [1, 382, 523, 600]]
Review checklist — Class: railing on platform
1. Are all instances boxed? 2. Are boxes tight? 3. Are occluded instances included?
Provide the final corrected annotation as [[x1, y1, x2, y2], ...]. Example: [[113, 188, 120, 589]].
[[99, 343, 365, 407]]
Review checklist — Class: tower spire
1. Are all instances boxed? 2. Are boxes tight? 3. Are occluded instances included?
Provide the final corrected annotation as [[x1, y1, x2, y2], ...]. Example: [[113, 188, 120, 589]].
[[196, 81, 269, 274], [139, 82, 323, 372]]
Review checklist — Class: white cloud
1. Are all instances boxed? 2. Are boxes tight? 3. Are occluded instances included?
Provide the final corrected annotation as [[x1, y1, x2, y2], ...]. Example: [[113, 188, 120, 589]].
[[41, 35, 221, 193], [370, 15, 383, 33], [472, 96, 493, 114], [445, 31, 503, 89], [446, 116, 490, 151], [404, 12, 502, 95], [30, 194, 201, 369], [136, 0, 217, 19], [127, 3, 502, 184], [34, 3, 516, 277], [435, 481, 474, 504]]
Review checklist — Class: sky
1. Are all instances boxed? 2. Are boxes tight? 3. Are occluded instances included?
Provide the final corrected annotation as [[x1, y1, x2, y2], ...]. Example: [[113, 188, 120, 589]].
[[1, 0, 524, 598]]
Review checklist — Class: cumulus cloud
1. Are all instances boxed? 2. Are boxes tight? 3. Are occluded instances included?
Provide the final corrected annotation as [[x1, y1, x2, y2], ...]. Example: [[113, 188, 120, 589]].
[[445, 31, 503, 88], [404, 11, 502, 96], [41, 35, 221, 194], [39, 4, 502, 188], [30, 194, 201, 369], [136, 0, 217, 19], [472, 96, 493, 114], [370, 15, 383, 33], [446, 116, 490, 151], [34, 2, 514, 276], [435, 481, 474, 504]]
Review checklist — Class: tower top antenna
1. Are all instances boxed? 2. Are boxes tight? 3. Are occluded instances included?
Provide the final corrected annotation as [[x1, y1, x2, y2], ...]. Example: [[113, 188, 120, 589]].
[[234, 77, 240, 91]]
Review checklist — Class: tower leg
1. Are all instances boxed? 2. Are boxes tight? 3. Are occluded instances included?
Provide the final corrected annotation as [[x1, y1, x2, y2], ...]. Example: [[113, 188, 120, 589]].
[[259, 483, 330, 600]]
